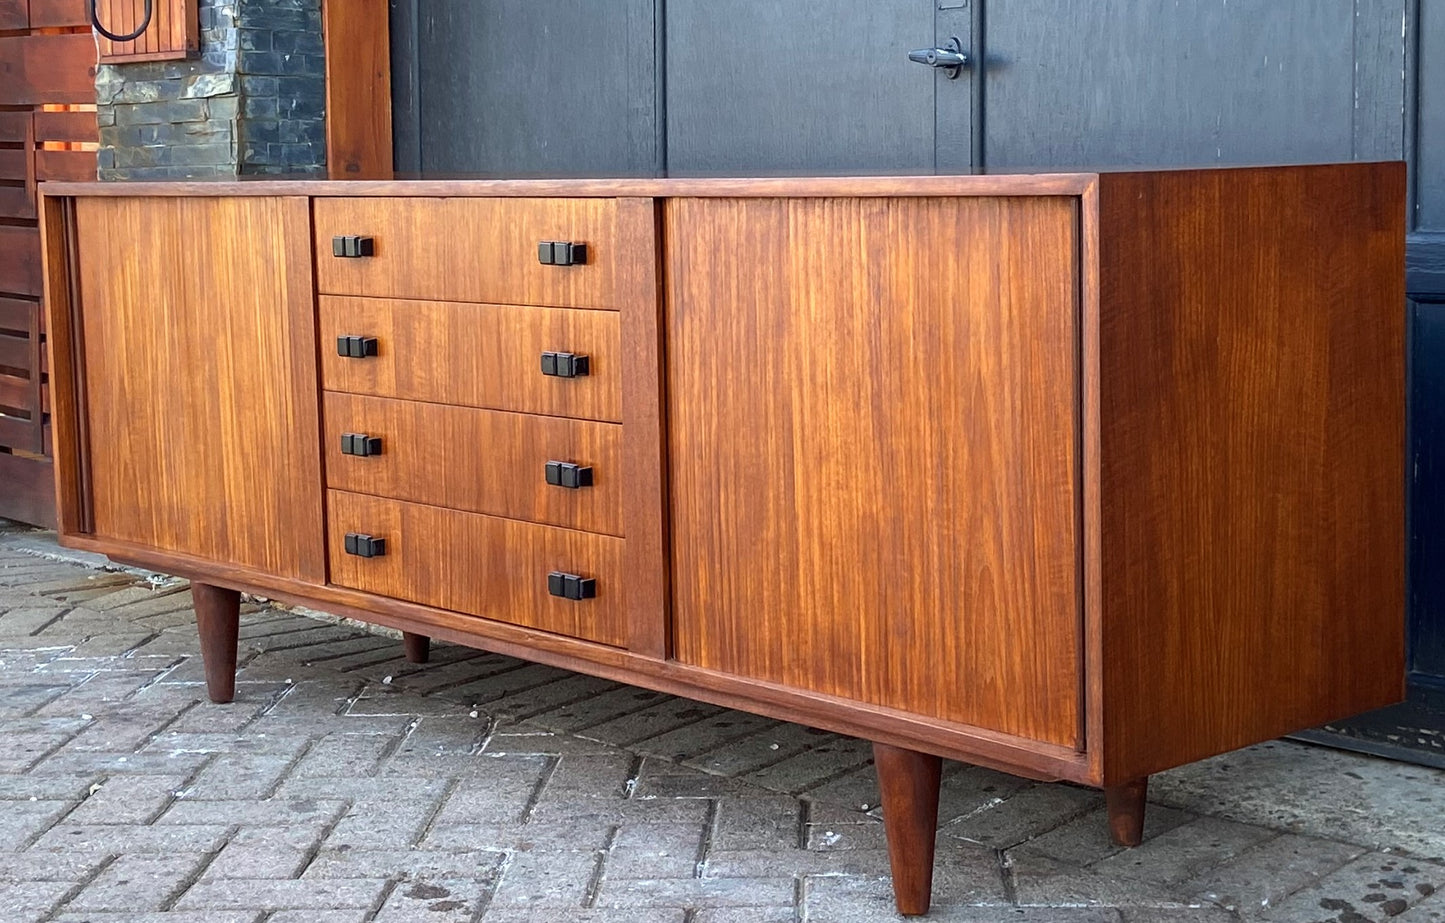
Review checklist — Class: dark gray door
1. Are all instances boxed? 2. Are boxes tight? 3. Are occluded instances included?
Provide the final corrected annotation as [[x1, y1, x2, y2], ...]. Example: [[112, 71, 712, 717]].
[[664, 1, 972, 175], [982, 0, 1406, 168], [391, 1, 659, 176]]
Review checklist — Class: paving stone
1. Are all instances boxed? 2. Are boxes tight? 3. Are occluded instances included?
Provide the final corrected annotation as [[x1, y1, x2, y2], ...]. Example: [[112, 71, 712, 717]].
[[691, 908, 798, 923], [630, 710, 780, 763], [0, 799, 79, 849], [477, 672, 623, 721], [265, 912, 368, 923], [325, 784, 452, 850], [1116, 909, 1240, 922], [530, 684, 675, 734], [739, 735, 875, 796], [201, 843, 312, 880], [0, 850, 110, 882], [712, 794, 804, 851], [0, 723, 84, 771], [429, 758, 554, 827], [66, 853, 213, 912], [65, 773, 191, 825], [372, 877, 491, 921], [0, 881, 82, 922], [577, 696, 725, 748], [1256, 852, 1445, 922], [303, 848, 505, 881], [53, 913, 261, 923], [1006, 850, 1219, 909], [1009, 804, 1196, 867], [345, 682, 472, 717], [482, 910, 687, 923], [703, 846, 893, 879], [155, 795, 348, 829], [33, 822, 231, 854], [943, 782, 1105, 850], [1179, 833, 1366, 915], [683, 723, 840, 778], [593, 875, 798, 909], [1089, 816, 1278, 884], [606, 817, 707, 879], [174, 877, 392, 911]]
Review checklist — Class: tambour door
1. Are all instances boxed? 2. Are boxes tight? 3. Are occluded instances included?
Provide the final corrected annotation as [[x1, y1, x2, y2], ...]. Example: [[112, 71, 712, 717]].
[[666, 195, 1083, 747], [69, 196, 325, 581]]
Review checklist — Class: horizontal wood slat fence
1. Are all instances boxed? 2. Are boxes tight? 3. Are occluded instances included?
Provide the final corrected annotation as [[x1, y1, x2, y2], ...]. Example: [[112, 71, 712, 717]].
[[0, 0, 98, 525]]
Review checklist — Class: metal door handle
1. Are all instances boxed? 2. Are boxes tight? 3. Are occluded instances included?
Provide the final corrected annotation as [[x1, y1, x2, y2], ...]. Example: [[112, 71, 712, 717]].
[[908, 37, 968, 78]]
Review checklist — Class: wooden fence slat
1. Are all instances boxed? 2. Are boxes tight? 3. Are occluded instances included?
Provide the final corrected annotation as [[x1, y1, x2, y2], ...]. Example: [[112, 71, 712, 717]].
[[0, 296, 34, 333], [32, 110, 98, 144], [0, 412, 36, 449], [34, 148, 93, 182], [27, 0, 87, 28], [0, 112, 28, 144], [0, 0, 28, 30], [0, 451, 55, 527], [0, 33, 99, 106], [0, 332, 31, 373], [0, 186, 35, 219], [0, 373, 30, 411], [0, 226, 41, 297], [0, 148, 27, 182], [98, 0, 196, 63]]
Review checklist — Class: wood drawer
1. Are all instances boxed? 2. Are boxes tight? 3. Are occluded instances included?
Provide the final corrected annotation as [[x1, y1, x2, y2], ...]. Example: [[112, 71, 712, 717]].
[[327, 491, 627, 647], [324, 393, 624, 536], [313, 197, 620, 308], [319, 296, 622, 422]]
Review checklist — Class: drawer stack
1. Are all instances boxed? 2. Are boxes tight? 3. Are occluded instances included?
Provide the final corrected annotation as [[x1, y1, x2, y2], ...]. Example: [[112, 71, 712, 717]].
[[311, 198, 630, 647]]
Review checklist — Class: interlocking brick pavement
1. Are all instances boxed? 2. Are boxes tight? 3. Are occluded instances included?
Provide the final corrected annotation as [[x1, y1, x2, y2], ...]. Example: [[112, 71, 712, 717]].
[[0, 533, 1443, 922]]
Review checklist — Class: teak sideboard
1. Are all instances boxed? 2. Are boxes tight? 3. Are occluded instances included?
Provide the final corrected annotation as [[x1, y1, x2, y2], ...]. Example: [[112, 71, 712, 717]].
[[39, 166, 1405, 916]]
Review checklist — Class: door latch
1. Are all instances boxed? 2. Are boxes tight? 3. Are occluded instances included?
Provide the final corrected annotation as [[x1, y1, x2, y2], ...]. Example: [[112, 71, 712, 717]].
[[908, 36, 968, 78]]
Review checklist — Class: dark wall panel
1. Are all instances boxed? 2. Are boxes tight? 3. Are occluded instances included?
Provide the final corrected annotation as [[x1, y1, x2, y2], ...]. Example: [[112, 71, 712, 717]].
[[983, 0, 1406, 169], [1420, 0, 1445, 233], [664, 1, 947, 175], [397, 0, 657, 177]]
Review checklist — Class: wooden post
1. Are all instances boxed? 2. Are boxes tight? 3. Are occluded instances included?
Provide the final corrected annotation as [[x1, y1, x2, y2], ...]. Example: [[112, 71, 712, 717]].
[[322, 0, 393, 179]]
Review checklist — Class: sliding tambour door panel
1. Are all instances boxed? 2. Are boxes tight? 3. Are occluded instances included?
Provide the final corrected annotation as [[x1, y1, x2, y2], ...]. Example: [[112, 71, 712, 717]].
[[667, 196, 1082, 747], [73, 196, 325, 581]]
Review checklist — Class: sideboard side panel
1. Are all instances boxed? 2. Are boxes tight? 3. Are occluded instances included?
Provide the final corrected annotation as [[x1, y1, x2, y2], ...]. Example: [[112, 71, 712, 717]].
[[666, 195, 1084, 747], [1096, 164, 1408, 783], [71, 195, 327, 582]]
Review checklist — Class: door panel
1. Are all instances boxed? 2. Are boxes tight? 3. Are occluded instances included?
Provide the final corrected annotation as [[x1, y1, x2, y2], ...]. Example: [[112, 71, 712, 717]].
[[73, 197, 325, 581], [666, 196, 1081, 746], [394, 0, 657, 176], [665, 0, 969, 174], [983, 0, 1406, 168]]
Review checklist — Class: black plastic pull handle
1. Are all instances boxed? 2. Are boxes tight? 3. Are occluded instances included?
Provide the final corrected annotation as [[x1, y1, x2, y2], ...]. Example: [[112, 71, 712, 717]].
[[332, 235, 375, 258], [538, 241, 587, 266], [344, 533, 386, 558], [541, 351, 589, 378], [341, 433, 383, 457], [545, 461, 594, 489], [547, 571, 597, 600], [337, 335, 379, 359]]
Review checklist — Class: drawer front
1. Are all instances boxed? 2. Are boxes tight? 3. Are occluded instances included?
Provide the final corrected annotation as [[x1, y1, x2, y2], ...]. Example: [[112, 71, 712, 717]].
[[314, 197, 620, 308], [328, 491, 627, 647], [319, 296, 622, 422], [324, 393, 624, 536]]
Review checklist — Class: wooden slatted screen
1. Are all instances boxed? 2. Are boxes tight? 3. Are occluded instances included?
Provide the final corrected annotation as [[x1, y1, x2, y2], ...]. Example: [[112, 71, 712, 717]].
[[0, 0, 98, 526], [95, 0, 197, 62]]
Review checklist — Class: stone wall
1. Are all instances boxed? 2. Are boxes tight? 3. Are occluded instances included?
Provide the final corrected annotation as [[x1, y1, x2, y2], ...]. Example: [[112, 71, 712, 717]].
[[96, 0, 326, 180]]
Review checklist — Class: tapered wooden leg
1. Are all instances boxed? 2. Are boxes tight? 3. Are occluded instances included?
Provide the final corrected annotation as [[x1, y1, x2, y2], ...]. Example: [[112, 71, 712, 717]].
[[191, 582, 241, 705], [402, 631, 430, 664], [873, 742, 943, 916], [1105, 777, 1149, 847]]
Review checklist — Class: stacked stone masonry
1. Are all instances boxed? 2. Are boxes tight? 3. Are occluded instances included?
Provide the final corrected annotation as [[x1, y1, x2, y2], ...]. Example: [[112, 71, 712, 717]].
[[96, 0, 326, 180]]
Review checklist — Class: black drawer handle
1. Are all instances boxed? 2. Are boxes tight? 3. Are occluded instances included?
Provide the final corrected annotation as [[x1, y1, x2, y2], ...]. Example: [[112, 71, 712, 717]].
[[541, 351, 589, 378], [538, 241, 587, 266], [545, 461, 593, 489], [548, 571, 596, 600], [344, 533, 386, 558], [332, 235, 375, 258], [341, 433, 383, 457], [337, 335, 379, 359]]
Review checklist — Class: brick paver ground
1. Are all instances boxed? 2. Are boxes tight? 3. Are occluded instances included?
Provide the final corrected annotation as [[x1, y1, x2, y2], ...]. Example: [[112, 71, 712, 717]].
[[1, 536, 1443, 922]]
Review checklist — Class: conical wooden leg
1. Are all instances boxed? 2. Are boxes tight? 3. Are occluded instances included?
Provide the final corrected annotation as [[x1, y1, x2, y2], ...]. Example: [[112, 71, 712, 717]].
[[192, 582, 241, 704], [873, 742, 943, 916], [1105, 777, 1149, 847], [402, 631, 431, 664]]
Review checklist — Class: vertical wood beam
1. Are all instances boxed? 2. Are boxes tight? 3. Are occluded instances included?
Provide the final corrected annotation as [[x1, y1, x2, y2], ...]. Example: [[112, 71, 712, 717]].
[[322, 0, 393, 179]]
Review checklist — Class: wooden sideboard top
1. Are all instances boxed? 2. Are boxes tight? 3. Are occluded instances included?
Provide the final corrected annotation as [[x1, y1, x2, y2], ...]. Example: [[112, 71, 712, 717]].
[[38, 163, 1399, 199]]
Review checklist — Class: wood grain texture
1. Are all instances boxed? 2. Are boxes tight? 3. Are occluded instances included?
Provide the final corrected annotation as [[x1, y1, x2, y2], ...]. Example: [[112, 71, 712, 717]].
[[95, 0, 198, 62], [617, 198, 669, 658], [39, 194, 82, 535], [873, 742, 943, 916], [322, 0, 392, 179], [0, 32, 98, 107], [667, 196, 1083, 747], [322, 392, 624, 536], [42, 173, 1101, 199], [327, 490, 627, 648], [313, 197, 619, 308], [1095, 163, 1408, 782], [72, 196, 325, 581], [317, 295, 622, 422]]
